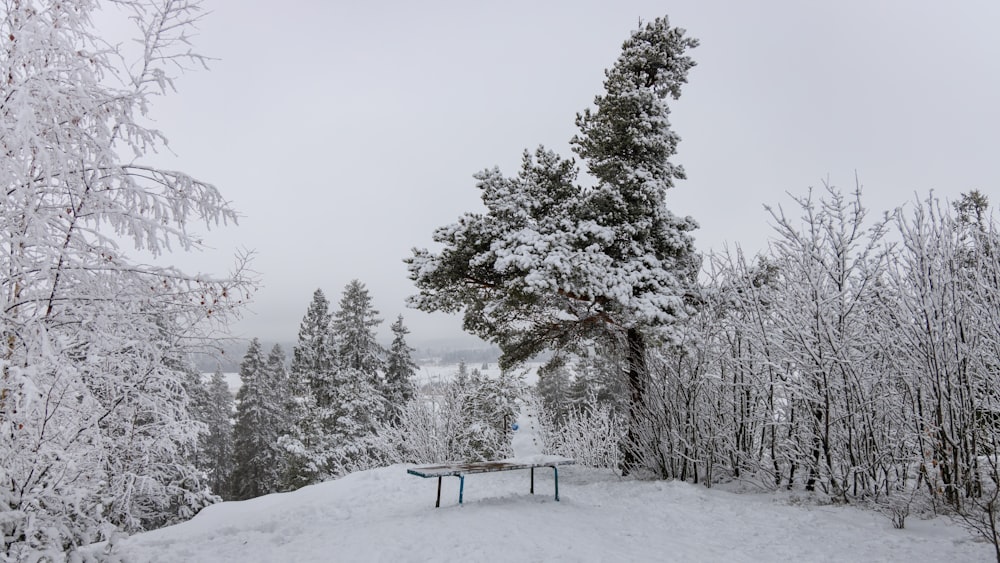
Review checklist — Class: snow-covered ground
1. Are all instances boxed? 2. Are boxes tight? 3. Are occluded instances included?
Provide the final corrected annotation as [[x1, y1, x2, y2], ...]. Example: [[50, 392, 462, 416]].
[[93, 465, 992, 562], [93, 403, 993, 562]]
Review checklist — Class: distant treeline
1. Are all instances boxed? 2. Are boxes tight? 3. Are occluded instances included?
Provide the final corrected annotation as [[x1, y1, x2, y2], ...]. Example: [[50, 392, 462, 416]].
[[421, 347, 503, 365], [192, 341, 506, 373]]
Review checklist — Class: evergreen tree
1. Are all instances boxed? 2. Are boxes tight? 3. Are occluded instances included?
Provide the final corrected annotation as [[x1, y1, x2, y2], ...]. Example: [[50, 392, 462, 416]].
[[326, 366, 386, 473], [292, 289, 337, 407], [183, 368, 214, 442], [279, 393, 330, 490], [184, 368, 235, 499], [281, 290, 335, 489], [322, 280, 388, 470], [202, 371, 235, 499], [281, 291, 342, 489], [953, 190, 995, 263], [266, 344, 289, 396], [231, 339, 285, 500], [282, 285, 386, 487], [954, 190, 990, 232], [408, 17, 700, 472], [331, 279, 386, 424], [384, 315, 419, 424], [269, 281, 393, 477], [264, 344, 290, 484], [333, 280, 385, 380]]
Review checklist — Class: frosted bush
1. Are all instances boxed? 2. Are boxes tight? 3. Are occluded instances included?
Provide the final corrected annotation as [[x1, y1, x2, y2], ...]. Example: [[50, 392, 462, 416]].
[[536, 394, 625, 471], [376, 369, 521, 464]]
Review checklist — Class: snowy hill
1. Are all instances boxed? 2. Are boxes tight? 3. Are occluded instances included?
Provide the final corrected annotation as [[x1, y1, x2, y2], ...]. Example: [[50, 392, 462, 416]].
[[94, 465, 990, 562], [94, 399, 993, 561]]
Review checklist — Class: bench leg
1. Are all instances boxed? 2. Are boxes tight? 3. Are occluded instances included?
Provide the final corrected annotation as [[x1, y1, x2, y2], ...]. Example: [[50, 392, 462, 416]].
[[459, 475, 465, 505], [436, 476, 442, 508], [530, 467, 534, 495], [553, 466, 560, 501]]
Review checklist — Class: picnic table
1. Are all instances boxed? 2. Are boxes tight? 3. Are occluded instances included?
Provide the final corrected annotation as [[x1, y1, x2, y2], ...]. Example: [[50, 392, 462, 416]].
[[407, 456, 575, 507]]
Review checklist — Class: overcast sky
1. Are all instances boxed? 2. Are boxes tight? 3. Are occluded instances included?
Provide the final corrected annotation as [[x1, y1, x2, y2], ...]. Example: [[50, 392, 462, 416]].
[[130, 0, 1000, 348]]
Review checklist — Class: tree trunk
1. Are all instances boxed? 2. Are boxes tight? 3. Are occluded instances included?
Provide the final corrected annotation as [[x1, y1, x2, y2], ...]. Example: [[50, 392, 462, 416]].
[[621, 327, 648, 475]]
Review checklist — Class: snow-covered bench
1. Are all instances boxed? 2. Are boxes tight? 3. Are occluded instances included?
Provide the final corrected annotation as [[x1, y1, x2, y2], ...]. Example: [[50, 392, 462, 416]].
[[407, 456, 575, 507]]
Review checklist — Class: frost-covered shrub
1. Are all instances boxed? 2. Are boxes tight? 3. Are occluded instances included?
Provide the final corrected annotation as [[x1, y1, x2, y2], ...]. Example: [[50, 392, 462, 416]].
[[951, 451, 1000, 560], [449, 369, 521, 462], [376, 367, 522, 464], [377, 395, 452, 464], [536, 393, 625, 471]]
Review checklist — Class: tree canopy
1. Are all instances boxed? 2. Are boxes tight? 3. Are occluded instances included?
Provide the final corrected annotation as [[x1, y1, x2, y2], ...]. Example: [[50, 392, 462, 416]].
[[407, 17, 701, 368]]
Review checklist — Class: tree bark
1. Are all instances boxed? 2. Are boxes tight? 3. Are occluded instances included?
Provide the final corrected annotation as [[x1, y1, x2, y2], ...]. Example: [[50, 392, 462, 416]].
[[621, 327, 648, 475]]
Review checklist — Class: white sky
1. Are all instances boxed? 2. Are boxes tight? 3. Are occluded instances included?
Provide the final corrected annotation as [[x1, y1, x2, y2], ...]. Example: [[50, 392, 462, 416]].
[[130, 0, 1000, 347]]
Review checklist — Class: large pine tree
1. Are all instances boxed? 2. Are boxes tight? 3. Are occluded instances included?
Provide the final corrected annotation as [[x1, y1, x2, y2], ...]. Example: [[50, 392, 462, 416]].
[[331, 279, 386, 424], [326, 280, 386, 469], [407, 17, 700, 472], [282, 284, 387, 485], [281, 290, 338, 488]]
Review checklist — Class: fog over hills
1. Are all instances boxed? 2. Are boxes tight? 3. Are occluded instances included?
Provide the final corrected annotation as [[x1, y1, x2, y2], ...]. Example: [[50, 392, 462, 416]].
[[192, 338, 501, 373]]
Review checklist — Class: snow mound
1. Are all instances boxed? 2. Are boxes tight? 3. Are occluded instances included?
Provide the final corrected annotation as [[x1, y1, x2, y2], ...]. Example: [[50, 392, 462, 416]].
[[93, 465, 991, 562]]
